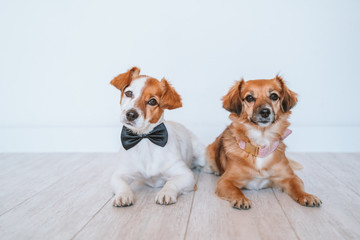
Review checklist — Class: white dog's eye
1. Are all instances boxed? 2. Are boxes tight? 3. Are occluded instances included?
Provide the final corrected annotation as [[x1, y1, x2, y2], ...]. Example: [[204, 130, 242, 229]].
[[270, 93, 279, 101], [125, 91, 133, 98], [147, 98, 158, 106]]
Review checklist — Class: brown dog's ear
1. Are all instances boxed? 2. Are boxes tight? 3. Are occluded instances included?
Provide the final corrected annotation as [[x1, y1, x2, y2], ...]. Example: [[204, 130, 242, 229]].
[[110, 67, 140, 91], [276, 75, 298, 112], [160, 78, 182, 110], [222, 79, 244, 115]]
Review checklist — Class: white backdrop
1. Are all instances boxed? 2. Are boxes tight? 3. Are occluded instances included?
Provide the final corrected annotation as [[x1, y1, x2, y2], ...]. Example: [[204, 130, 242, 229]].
[[1, 0, 359, 152]]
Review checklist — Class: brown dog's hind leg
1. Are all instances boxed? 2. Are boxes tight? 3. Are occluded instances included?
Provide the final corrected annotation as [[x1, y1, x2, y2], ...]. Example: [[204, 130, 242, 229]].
[[275, 174, 322, 207], [215, 177, 251, 210]]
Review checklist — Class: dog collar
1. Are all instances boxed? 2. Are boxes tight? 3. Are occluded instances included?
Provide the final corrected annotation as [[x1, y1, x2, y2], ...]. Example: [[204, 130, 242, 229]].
[[236, 129, 292, 158]]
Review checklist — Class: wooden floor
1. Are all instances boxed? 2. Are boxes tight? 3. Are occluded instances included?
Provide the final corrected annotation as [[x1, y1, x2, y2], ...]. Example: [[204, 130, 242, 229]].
[[0, 153, 359, 240]]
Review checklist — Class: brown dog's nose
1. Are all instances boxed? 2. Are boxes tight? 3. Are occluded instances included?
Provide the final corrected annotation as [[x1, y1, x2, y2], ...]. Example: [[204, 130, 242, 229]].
[[126, 109, 139, 121], [260, 108, 271, 118]]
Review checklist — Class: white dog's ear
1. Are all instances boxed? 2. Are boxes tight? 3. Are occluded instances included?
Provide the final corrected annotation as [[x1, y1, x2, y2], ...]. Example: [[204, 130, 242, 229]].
[[160, 78, 182, 110], [110, 67, 140, 91], [275, 75, 298, 112], [222, 79, 244, 115]]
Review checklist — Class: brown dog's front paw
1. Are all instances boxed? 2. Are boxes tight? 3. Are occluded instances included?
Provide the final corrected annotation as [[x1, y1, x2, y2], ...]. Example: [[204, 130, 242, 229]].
[[296, 193, 322, 207], [231, 197, 252, 210]]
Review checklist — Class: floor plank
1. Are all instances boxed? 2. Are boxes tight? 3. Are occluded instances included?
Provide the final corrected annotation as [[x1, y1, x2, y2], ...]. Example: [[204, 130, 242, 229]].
[[0, 153, 92, 215], [185, 173, 298, 240], [73, 172, 200, 240], [0, 153, 45, 175], [272, 153, 360, 240], [0, 153, 359, 239], [0, 153, 117, 240], [310, 153, 360, 196]]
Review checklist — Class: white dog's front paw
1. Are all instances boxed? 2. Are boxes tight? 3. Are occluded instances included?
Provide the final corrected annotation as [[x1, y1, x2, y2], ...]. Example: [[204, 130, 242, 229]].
[[155, 189, 177, 205], [113, 191, 135, 207]]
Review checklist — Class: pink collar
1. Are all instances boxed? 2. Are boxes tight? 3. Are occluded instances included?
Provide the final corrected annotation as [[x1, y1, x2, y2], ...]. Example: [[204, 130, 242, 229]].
[[237, 129, 292, 158]]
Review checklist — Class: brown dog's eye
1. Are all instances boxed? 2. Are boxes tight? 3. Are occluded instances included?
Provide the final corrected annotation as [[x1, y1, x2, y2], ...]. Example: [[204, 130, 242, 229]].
[[270, 93, 279, 101], [245, 95, 255, 102], [147, 98, 158, 106], [125, 91, 133, 98]]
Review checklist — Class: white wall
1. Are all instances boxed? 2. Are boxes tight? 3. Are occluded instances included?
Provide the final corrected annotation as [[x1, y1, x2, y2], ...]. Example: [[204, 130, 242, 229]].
[[0, 0, 359, 152]]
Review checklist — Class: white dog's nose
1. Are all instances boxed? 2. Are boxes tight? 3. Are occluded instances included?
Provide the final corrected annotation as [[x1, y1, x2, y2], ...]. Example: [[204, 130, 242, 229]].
[[126, 109, 139, 121]]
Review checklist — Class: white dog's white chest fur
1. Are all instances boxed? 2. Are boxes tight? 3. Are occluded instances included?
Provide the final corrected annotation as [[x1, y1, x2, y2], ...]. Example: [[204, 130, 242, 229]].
[[114, 121, 204, 187]]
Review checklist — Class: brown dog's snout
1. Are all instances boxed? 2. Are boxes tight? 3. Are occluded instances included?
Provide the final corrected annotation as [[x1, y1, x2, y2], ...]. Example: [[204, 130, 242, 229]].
[[252, 106, 274, 125], [259, 108, 271, 118], [126, 109, 139, 121]]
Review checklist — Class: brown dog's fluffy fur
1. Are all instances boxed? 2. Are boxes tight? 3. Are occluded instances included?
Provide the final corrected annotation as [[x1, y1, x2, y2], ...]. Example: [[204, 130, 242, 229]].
[[206, 76, 321, 209]]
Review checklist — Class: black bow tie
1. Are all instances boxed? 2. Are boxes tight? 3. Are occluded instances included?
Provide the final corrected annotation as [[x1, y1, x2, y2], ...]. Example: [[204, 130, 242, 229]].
[[121, 123, 168, 150]]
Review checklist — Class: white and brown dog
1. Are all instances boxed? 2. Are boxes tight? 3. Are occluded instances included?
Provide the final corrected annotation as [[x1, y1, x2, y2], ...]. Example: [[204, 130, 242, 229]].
[[110, 67, 205, 206]]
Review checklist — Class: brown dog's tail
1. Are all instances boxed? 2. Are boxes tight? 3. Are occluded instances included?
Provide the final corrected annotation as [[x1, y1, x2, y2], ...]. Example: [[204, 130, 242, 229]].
[[288, 158, 304, 171]]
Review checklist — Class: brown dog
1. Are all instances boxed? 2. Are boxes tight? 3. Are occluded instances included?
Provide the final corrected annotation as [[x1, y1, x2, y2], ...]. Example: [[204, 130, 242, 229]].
[[205, 76, 321, 209]]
